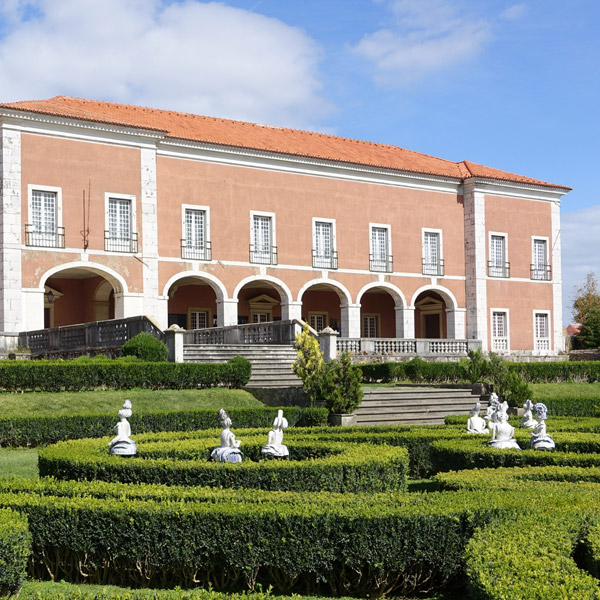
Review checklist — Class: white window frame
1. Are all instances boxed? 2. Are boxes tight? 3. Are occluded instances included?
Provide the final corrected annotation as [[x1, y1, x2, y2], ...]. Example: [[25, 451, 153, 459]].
[[312, 217, 336, 269], [488, 231, 509, 278], [422, 228, 443, 276], [362, 314, 380, 338], [533, 310, 551, 354], [308, 312, 328, 332], [27, 184, 63, 247], [250, 210, 276, 263], [369, 223, 392, 272], [490, 308, 510, 353], [182, 204, 210, 259], [531, 236, 550, 280], [105, 192, 136, 242]]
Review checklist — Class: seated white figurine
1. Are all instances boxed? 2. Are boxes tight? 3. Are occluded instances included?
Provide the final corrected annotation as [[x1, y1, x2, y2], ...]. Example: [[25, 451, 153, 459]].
[[485, 393, 501, 424], [489, 410, 520, 450], [530, 403, 555, 450], [467, 402, 489, 434], [261, 409, 289, 457], [520, 399, 538, 428], [108, 400, 137, 456], [210, 408, 243, 463]]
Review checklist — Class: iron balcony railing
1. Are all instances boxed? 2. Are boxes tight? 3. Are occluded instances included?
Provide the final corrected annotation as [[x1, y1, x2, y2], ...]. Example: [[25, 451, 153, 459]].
[[369, 254, 393, 273], [25, 224, 65, 249], [422, 258, 445, 276], [181, 239, 212, 261], [530, 264, 552, 281], [312, 249, 338, 269], [488, 261, 511, 278], [104, 231, 138, 253], [250, 244, 278, 265]]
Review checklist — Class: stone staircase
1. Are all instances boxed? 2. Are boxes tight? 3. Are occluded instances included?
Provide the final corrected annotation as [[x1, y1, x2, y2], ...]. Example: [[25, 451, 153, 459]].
[[356, 385, 481, 426], [183, 344, 301, 388]]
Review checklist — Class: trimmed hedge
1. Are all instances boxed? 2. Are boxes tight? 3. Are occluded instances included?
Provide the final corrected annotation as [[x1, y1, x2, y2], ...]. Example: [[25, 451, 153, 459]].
[[0, 407, 328, 447], [38, 433, 409, 493], [0, 357, 251, 392], [0, 508, 30, 598]]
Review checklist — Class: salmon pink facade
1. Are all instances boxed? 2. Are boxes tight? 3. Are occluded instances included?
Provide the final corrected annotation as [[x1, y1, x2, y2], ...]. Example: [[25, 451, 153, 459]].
[[0, 97, 569, 355]]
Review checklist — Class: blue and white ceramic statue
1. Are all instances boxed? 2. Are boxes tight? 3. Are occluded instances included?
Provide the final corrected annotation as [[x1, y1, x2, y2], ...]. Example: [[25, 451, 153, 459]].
[[530, 403, 555, 450], [211, 408, 243, 463], [520, 399, 538, 428], [489, 402, 520, 450], [108, 400, 137, 456]]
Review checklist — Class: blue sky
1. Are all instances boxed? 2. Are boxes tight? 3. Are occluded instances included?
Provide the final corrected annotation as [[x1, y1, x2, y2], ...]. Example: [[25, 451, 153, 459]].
[[0, 0, 597, 322]]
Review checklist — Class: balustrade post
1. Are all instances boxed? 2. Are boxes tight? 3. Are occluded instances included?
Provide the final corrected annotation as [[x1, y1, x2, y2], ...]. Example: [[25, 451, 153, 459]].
[[319, 326, 339, 362], [415, 339, 428, 355], [164, 326, 185, 363]]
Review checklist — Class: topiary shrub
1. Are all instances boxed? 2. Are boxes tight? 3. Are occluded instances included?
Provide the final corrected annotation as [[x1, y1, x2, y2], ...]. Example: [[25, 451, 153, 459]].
[[320, 352, 364, 414], [121, 333, 168, 362], [0, 508, 30, 598], [223, 355, 251, 388]]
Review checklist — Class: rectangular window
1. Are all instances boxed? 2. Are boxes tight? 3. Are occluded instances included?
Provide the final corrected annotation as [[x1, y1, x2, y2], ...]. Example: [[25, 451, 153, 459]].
[[313, 220, 337, 269], [309, 313, 327, 331], [26, 187, 64, 248], [534, 312, 550, 352], [250, 213, 276, 264], [189, 310, 209, 330], [105, 196, 137, 252], [531, 238, 550, 280], [489, 234, 509, 277], [491, 310, 509, 352], [422, 230, 443, 276], [370, 225, 392, 272], [182, 208, 211, 260], [362, 315, 379, 338]]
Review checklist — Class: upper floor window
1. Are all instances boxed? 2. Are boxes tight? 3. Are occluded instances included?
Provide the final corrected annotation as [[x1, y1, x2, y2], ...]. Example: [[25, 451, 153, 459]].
[[488, 233, 510, 278], [105, 194, 137, 253], [370, 224, 392, 272], [182, 206, 211, 261], [26, 185, 64, 248], [312, 219, 337, 269], [534, 311, 551, 352], [250, 212, 277, 265], [422, 229, 444, 276], [491, 310, 509, 352], [531, 237, 551, 280]]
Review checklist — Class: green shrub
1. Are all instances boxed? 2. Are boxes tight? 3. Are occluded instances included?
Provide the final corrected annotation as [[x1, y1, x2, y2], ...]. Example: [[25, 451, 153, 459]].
[[292, 324, 325, 406], [121, 332, 168, 362], [0, 508, 30, 598], [460, 348, 490, 384], [321, 352, 363, 414], [223, 355, 251, 388]]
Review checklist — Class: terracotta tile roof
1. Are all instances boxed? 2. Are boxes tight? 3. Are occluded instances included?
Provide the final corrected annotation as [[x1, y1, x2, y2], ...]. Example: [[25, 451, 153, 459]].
[[0, 96, 570, 190]]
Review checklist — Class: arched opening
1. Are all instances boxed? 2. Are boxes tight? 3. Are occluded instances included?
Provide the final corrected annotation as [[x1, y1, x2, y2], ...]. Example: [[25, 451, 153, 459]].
[[44, 267, 119, 328], [414, 291, 447, 339], [236, 280, 286, 324], [167, 276, 219, 329], [299, 283, 347, 333], [359, 288, 397, 338]]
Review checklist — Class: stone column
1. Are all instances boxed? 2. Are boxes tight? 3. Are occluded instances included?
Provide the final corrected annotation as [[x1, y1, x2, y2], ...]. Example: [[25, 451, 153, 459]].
[[164, 326, 185, 363], [396, 305, 415, 338], [319, 326, 339, 361], [550, 199, 563, 353], [282, 300, 302, 321], [217, 298, 238, 327], [22, 288, 45, 331], [446, 308, 466, 339], [341, 303, 361, 338]]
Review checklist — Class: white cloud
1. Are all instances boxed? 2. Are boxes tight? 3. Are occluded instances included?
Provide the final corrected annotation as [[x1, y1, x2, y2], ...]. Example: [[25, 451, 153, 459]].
[[500, 3, 527, 21], [351, 0, 491, 87], [561, 205, 600, 323], [0, 0, 331, 128]]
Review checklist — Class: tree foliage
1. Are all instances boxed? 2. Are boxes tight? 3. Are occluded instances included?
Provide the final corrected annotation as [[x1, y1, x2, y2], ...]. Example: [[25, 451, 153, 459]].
[[292, 324, 324, 406], [576, 306, 600, 349], [572, 272, 600, 324]]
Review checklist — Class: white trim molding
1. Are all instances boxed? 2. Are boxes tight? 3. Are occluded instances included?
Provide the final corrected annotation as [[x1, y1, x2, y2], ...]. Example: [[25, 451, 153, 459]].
[[532, 309, 552, 355]]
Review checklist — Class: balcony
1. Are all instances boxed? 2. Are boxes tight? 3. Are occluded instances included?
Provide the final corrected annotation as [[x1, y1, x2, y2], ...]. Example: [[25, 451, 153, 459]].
[[181, 239, 212, 261], [25, 224, 65, 249], [312, 249, 338, 270], [250, 244, 278, 265], [530, 264, 552, 281], [105, 231, 138, 253], [488, 261, 510, 278], [370, 254, 393, 273], [422, 258, 445, 277]]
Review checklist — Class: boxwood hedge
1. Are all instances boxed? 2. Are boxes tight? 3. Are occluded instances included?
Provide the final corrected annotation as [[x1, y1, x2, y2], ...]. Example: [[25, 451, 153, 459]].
[[0, 508, 30, 598]]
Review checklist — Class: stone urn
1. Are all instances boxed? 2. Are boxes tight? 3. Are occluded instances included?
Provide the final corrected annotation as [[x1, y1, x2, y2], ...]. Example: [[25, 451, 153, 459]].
[[328, 413, 357, 427]]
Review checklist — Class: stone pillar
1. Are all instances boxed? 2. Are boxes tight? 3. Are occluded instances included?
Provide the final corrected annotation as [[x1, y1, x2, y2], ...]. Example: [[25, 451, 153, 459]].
[[463, 181, 488, 350], [164, 326, 185, 363], [551, 199, 563, 353], [319, 326, 339, 361], [446, 308, 466, 339], [0, 127, 23, 332], [282, 300, 302, 321], [114, 293, 144, 319], [217, 298, 238, 327], [397, 305, 415, 338], [22, 288, 45, 331], [341, 303, 361, 338]]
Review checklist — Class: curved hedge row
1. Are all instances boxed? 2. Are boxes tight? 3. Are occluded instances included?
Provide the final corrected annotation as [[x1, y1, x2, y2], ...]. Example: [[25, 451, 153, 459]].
[[0, 508, 30, 598], [38, 433, 409, 493], [0, 407, 328, 447]]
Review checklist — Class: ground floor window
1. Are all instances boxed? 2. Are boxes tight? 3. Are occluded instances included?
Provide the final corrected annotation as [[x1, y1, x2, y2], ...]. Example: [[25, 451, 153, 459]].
[[534, 312, 550, 351], [362, 314, 379, 338], [309, 312, 328, 331], [491, 311, 509, 351], [189, 309, 210, 330]]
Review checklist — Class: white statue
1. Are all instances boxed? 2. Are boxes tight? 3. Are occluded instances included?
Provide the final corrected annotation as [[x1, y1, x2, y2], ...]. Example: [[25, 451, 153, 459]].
[[530, 403, 555, 450], [261, 409, 289, 457], [108, 399, 137, 456], [467, 402, 489, 434], [485, 392, 501, 424], [210, 408, 243, 463], [489, 406, 520, 450], [520, 399, 538, 428]]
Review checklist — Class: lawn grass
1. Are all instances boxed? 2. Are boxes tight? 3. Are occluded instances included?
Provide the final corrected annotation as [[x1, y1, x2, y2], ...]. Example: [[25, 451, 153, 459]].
[[530, 382, 600, 400], [0, 388, 262, 418], [0, 447, 38, 478]]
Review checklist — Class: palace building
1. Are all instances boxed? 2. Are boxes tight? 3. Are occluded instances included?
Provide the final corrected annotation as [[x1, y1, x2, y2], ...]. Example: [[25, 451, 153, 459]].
[[0, 96, 569, 355]]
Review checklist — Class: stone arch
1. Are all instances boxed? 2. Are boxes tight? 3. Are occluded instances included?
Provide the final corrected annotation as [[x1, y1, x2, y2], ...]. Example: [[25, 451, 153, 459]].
[[162, 271, 227, 301], [296, 278, 352, 305], [233, 275, 293, 305], [297, 279, 353, 335], [93, 280, 114, 321], [234, 275, 294, 324], [356, 281, 406, 308], [411, 285, 461, 339], [40, 261, 128, 295], [357, 282, 408, 338], [410, 284, 458, 311]]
